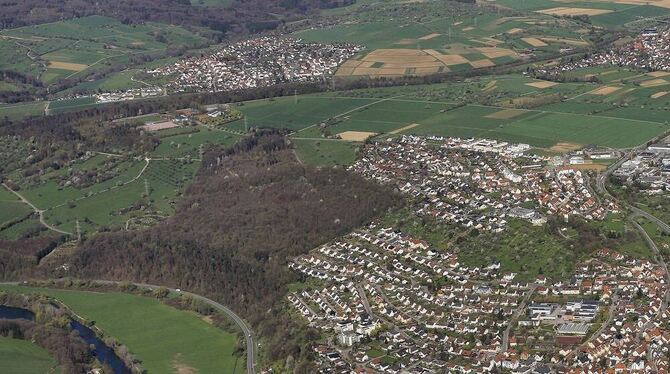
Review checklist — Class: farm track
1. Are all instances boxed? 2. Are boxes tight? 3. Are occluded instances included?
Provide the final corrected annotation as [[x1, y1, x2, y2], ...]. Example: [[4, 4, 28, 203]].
[[1, 183, 73, 236]]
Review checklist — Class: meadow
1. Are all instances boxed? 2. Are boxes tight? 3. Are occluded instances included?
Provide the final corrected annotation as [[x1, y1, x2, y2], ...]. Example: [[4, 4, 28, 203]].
[[0, 337, 59, 374], [292, 138, 359, 167], [0, 285, 242, 374], [0, 101, 46, 120], [0, 16, 210, 84], [220, 81, 668, 150]]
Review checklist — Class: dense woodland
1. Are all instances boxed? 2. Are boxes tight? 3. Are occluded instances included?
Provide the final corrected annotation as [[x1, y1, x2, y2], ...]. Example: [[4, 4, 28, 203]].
[[45, 131, 398, 370]]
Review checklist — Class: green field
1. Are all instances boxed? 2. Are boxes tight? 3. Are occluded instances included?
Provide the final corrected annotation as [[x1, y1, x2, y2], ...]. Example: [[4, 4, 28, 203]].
[[0, 124, 243, 237], [0, 16, 211, 84], [226, 86, 667, 149], [48, 96, 97, 114], [293, 138, 359, 166], [0, 337, 59, 374], [0, 101, 46, 120], [0, 187, 32, 227], [295, 0, 595, 73], [235, 96, 380, 131], [0, 285, 242, 374], [151, 126, 241, 157]]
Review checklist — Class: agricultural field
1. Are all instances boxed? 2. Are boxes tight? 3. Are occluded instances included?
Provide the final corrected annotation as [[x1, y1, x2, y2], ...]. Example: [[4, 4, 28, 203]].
[[298, 0, 598, 77], [221, 79, 667, 150], [0, 285, 242, 374], [0, 337, 59, 374], [0, 16, 211, 85], [48, 96, 97, 114], [0, 101, 46, 120]]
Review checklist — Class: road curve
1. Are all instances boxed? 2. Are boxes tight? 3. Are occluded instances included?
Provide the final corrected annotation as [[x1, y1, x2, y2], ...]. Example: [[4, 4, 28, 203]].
[[1, 280, 256, 374]]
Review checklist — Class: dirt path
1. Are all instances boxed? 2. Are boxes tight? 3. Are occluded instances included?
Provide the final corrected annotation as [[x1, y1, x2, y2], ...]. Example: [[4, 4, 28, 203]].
[[1, 183, 73, 236]]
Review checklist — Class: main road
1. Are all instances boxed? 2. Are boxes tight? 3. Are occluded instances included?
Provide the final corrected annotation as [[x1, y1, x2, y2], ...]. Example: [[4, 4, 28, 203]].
[[1, 280, 256, 374]]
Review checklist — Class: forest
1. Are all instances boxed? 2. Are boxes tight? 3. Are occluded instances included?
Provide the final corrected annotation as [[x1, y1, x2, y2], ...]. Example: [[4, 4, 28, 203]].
[[22, 131, 391, 370]]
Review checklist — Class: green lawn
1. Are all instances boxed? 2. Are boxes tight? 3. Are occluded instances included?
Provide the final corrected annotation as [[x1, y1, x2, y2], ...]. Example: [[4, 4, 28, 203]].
[[0, 286, 242, 374], [0, 337, 59, 374]]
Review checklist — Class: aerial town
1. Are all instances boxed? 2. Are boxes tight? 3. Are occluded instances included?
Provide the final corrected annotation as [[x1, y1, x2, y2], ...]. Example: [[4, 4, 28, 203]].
[[533, 28, 670, 77], [148, 37, 362, 93], [614, 143, 670, 193], [282, 136, 670, 373], [289, 226, 670, 373], [349, 136, 617, 232]]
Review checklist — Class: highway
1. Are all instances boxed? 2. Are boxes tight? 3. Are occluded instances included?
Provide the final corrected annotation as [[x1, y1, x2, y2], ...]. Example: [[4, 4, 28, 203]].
[[1, 280, 256, 374]]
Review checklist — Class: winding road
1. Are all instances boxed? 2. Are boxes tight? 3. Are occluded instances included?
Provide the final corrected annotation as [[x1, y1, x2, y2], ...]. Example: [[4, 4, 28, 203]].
[[1, 280, 256, 374]]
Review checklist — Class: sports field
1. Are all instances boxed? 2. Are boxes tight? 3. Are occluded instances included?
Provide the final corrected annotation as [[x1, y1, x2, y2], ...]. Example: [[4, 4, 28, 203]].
[[0, 337, 59, 374], [0, 285, 242, 374]]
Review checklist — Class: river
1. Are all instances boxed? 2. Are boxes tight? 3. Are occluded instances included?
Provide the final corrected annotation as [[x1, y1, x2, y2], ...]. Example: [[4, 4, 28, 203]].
[[0, 304, 130, 374]]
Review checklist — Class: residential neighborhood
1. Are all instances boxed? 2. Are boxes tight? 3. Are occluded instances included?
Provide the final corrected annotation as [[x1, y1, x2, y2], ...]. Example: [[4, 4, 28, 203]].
[[289, 227, 670, 373], [148, 37, 362, 93], [533, 27, 670, 77], [349, 136, 617, 232]]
